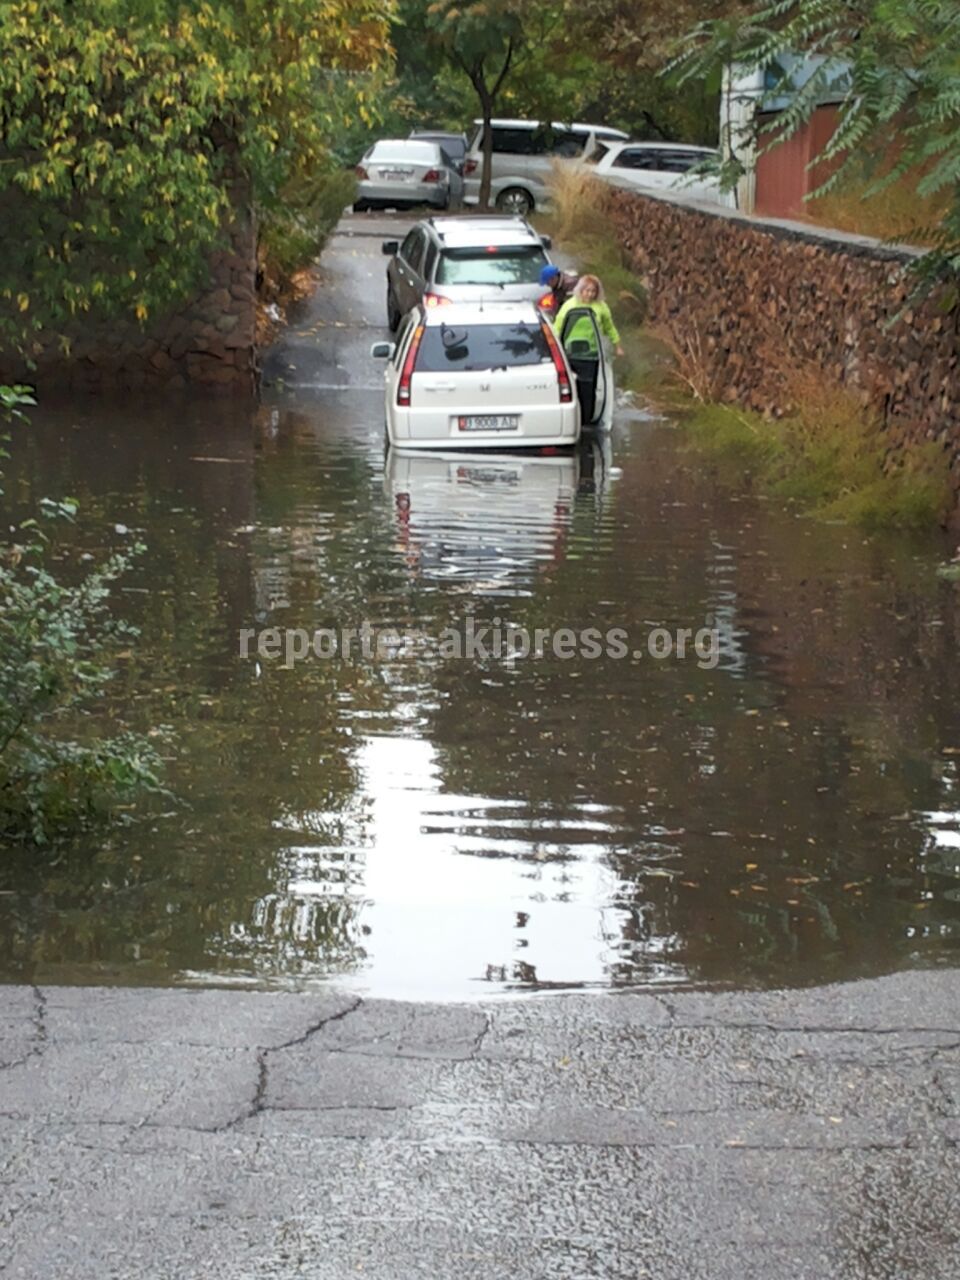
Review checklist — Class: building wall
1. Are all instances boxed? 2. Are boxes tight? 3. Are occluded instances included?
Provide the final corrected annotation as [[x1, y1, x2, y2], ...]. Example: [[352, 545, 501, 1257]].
[[2, 196, 257, 395], [603, 182, 960, 492], [754, 105, 842, 219]]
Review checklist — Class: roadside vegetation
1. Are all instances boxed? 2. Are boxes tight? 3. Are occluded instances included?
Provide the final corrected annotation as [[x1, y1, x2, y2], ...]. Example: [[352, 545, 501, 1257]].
[[0, 387, 166, 846], [0, 0, 388, 347], [547, 170, 954, 531]]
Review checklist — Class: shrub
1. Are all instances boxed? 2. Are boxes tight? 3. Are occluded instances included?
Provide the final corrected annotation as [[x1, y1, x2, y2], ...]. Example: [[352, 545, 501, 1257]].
[[0, 386, 167, 845], [258, 168, 358, 286]]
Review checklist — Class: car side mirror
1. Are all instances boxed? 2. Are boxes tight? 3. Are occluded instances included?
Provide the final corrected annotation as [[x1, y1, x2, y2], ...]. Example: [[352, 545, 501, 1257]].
[[382, 240, 399, 256], [539, 235, 552, 249], [371, 341, 396, 359]]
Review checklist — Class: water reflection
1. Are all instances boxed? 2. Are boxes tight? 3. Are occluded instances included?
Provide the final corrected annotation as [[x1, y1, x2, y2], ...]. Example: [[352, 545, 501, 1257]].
[[1, 397, 959, 995], [384, 448, 578, 592]]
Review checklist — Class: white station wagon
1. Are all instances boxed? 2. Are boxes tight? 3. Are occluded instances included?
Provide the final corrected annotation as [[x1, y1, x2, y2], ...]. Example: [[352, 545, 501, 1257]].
[[371, 300, 613, 449]]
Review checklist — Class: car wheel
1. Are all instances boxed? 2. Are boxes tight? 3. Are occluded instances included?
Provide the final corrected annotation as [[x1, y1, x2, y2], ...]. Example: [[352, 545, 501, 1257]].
[[353, 200, 369, 213], [495, 187, 534, 215], [386, 286, 401, 333]]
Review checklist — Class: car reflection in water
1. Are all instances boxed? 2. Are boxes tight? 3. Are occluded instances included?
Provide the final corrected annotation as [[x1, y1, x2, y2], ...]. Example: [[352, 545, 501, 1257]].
[[385, 447, 580, 595]]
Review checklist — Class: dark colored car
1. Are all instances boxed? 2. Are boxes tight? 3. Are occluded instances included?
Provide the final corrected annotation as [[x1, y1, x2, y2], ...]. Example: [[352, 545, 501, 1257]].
[[409, 130, 469, 172]]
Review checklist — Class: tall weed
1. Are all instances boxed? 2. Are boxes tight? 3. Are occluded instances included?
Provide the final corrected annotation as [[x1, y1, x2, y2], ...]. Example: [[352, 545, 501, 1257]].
[[673, 361, 952, 530]]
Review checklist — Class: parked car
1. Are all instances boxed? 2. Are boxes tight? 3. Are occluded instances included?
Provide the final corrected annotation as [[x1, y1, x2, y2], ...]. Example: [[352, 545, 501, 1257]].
[[354, 139, 463, 212], [381, 215, 554, 332], [583, 141, 731, 206], [408, 130, 469, 173], [370, 299, 613, 449], [462, 119, 629, 214]]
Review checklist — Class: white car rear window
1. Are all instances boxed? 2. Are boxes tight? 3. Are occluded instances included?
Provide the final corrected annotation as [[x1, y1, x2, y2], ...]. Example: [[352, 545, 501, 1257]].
[[369, 142, 437, 164], [435, 246, 548, 286], [416, 322, 551, 371]]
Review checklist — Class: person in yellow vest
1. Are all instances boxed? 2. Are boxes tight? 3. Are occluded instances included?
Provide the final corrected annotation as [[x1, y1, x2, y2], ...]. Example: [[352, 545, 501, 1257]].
[[554, 274, 624, 358]]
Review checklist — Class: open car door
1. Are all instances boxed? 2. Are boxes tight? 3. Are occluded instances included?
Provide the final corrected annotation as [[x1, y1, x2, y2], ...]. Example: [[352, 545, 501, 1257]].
[[557, 307, 611, 429]]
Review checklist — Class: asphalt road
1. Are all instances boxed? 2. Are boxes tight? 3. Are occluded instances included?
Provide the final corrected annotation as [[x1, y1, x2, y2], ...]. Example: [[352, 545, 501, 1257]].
[[3, 215, 960, 1279], [2, 974, 959, 1278], [260, 212, 420, 395]]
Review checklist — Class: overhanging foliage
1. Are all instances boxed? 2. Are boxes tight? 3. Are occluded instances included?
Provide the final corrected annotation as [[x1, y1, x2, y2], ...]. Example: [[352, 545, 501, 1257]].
[[0, 0, 389, 344]]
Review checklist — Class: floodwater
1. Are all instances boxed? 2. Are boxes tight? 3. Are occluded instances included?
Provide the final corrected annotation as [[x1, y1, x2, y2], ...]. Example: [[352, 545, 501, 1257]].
[[2, 229, 960, 999]]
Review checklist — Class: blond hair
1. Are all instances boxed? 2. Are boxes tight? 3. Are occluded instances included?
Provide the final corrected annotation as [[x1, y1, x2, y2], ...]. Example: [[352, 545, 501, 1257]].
[[573, 274, 604, 302]]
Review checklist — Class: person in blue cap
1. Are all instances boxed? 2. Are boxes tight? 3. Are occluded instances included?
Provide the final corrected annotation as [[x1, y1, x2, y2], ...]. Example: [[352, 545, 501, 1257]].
[[537, 263, 577, 319]]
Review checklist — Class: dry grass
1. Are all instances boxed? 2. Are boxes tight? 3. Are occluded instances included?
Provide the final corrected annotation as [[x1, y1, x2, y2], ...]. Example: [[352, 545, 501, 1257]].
[[677, 360, 953, 529], [802, 170, 950, 246], [656, 318, 723, 403], [545, 160, 954, 530], [547, 160, 615, 245]]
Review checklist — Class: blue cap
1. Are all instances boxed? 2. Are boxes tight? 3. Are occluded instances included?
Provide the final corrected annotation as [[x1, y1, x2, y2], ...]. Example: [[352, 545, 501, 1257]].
[[539, 264, 561, 286]]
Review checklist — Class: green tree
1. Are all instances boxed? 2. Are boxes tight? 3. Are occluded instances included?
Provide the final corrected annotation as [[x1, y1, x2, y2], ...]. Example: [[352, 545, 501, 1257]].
[[425, 0, 566, 207], [0, 0, 389, 344]]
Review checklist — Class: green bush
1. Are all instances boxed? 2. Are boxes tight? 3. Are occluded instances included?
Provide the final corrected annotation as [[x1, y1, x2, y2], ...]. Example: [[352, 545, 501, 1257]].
[[0, 386, 167, 845], [258, 168, 358, 283]]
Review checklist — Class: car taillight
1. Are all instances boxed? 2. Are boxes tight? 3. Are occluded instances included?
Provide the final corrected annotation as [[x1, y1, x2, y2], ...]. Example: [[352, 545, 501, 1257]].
[[464, 159, 478, 175], [423, 293, 453, 308], [355, 164, 368, 180], [537, 292, 556, 312], [540, 320, 573, 403], [397, 323, 424, 406], [423, 168, 441, 183]]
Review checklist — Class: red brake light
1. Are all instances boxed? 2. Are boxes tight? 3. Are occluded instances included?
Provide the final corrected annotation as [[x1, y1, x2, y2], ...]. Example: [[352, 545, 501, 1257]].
[[538, 292, 556, 312], [464, 159, 478, 175], [540, 320, 573, 403], [355, 164, 368, 180], [423, 293, 453, 308], [423, 168, 441, 183], [397, 323, 425, 406]]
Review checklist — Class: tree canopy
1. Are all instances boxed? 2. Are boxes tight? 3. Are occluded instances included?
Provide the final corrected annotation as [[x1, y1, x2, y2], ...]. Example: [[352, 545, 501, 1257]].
[[0, 0, 389, 344]]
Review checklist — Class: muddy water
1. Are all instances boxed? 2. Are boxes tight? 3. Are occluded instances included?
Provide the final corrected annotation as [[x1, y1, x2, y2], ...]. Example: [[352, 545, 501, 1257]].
[[1, 387, 960, 997]]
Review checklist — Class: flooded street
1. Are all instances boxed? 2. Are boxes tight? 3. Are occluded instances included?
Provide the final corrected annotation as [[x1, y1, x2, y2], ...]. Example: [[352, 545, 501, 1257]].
[[3, 214, 960, 998]]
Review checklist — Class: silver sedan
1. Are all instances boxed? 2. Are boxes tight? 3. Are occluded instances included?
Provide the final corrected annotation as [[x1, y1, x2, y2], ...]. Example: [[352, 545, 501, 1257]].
[[354, 140, 463, 213]]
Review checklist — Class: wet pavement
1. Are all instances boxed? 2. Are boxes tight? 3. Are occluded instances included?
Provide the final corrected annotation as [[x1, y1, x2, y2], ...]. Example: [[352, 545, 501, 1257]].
[[3, 211, 960, 1276], [2, 212, 960, 996], [2, 973, 960, 1278]]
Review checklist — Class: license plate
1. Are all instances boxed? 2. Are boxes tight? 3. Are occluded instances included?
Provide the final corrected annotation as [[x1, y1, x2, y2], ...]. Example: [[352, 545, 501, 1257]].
[[380, 169, 411, 182], [457, 415, 519, 432]]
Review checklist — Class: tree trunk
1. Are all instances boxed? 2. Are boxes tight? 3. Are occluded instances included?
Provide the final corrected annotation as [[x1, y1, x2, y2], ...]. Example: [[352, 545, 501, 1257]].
[[467, 43, 513, 212]]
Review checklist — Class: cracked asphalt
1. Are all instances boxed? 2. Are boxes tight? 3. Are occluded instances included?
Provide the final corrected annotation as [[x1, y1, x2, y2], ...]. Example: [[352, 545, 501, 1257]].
[[2, 972, 960, 1278]]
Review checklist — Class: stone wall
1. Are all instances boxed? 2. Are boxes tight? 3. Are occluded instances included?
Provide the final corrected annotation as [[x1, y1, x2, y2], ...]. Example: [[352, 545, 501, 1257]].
[[604, 182, 960, 487], [3, 199, 257, 395]]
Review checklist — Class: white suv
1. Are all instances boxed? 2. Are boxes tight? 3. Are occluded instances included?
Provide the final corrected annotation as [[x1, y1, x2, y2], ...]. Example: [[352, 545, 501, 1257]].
[[463, 119, 630, 214]]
